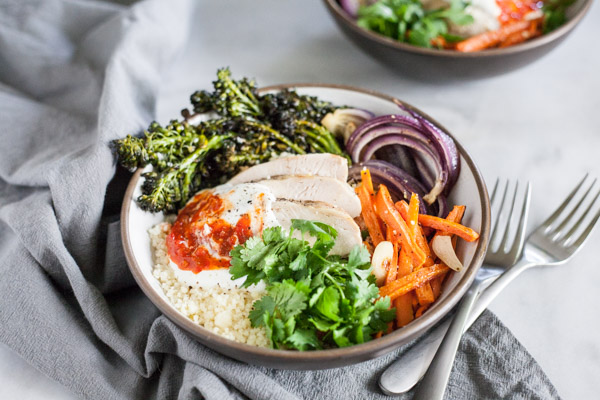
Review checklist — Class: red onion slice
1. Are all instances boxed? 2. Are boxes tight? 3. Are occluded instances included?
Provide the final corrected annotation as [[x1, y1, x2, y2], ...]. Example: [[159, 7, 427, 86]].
[[396, 104, 461, 192], [350, 127, 448, 205], [349, 160, 429, 215], [346, 114, 423, 154]]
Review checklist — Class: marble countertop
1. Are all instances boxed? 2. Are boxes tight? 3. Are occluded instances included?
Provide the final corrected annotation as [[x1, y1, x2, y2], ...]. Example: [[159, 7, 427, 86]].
[[2, 1, 598, 399]]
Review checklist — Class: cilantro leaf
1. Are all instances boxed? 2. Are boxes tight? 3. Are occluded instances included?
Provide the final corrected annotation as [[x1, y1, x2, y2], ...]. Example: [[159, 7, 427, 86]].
[[249, 296, 275, 327], [262, 226, 284, 244], [368, 297, 396, 334], [286, 328, 320, 351], [314, 286, 341, 321], [269, 280, 308, 320], [347, 245, 372, 271]]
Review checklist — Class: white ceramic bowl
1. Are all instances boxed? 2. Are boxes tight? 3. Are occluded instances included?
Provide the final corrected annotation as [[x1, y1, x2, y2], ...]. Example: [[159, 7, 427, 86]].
[[121, 84, 490, 369]]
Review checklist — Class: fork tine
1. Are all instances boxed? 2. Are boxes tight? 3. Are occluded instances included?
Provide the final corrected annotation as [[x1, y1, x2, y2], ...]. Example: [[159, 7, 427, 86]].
[[488, 178, 500, 234], [552, 178, 597, 239], [542, 174, 589, 232], [564, 185, 600, 248], [498, 181, 519, 252], [567, 206, 600, 250], [490, 178, 500, 201], [508, 182, 531, 256], [489, 180, 509, 250]]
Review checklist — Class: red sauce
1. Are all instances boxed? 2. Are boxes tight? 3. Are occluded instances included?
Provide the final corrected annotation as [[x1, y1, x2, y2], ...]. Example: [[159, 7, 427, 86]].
[[496, 0, 541, 24], [166, 190, 254, 273]]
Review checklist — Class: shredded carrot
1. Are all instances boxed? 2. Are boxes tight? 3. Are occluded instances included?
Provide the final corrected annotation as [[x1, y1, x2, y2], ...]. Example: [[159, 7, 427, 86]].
[[380, 264, 449, 301], [417, 214, 479, 242], [356, 184, 385, 246], [374, 185, 426, 266], [361, 168, 375, 195], [456, 20, 534, 52]]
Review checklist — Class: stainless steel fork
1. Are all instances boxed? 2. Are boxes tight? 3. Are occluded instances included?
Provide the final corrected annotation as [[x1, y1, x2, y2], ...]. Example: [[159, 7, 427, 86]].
[[380, 175, 600, 396], [380, 179, 531, 395], [412, 180, 530, 400]]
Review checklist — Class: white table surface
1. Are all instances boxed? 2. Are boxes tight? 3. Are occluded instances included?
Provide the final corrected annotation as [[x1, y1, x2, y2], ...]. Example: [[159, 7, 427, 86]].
[[1, 1, 599, 399]]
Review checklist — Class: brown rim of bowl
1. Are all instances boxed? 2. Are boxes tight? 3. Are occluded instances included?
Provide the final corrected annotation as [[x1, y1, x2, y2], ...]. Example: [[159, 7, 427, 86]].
[[121, 83, 491, 366], [323, 0, 593, 58]]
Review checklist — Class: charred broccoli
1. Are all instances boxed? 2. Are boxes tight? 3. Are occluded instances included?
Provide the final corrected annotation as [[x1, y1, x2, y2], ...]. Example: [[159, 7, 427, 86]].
[[191, 67, 261, 119], [113, 68, 349, 214]]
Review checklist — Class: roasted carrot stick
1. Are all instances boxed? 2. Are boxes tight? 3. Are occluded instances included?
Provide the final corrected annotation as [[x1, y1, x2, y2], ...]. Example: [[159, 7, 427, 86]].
[[415, 305, 428, 318], [456, 20, 534, 52], [356, 184, 385, 246], [380, 264, 449, 301], [395, 201, 434, 267], [361, 168, 375, 195], [374, 185, 426, 266], [499, 21, 541, 48], [407, 193, 420, 241], [417, 214, 479, 242], [397, 245, 412, 277], [430, 271, 448, 299], [393, 246, 415, 327], [395, 294, 415, 328]]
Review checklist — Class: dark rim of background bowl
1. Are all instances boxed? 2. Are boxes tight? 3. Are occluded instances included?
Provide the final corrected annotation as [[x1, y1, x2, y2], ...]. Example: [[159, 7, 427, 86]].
[[121, 84, 491, 367], [323, 0, 593, 58]]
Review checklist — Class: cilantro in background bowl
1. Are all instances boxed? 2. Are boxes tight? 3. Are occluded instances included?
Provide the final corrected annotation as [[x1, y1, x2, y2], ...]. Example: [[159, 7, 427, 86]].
[[356, 0, 474, 49]]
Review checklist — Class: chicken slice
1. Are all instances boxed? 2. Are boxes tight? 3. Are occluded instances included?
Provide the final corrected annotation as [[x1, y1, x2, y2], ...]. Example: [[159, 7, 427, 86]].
[[271, 200, 362, 256], [256, 175, 361, 218], [228, 154, 349, 184]]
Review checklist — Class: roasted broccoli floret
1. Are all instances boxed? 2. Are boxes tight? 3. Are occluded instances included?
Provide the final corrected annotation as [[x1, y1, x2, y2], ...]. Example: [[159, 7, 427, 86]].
[[137, 133, 231, 213], [259, 89, 336, 136], [191, 67, 262, 119], [113, 68, 349, 214]]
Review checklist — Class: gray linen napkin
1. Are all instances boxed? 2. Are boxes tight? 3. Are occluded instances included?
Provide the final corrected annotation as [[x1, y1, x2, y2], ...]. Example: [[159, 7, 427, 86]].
[[0, 0, 560, 399]]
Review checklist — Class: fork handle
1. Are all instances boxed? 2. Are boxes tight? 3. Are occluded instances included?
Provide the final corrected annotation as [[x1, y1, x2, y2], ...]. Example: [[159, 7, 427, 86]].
[[468, 258, 535, 325], [379, 258, 537, 395], [412, 287, 480, 400]]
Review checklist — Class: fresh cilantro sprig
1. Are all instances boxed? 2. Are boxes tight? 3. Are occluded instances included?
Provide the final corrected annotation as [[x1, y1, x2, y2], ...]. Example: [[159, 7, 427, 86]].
[[542, 0, 574, 34], [356, 0, 474, 48], [230, 219, 395, 350]]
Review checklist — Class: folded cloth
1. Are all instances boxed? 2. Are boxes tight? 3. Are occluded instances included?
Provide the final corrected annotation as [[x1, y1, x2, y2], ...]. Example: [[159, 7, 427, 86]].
[[0, 0, 560, 399]]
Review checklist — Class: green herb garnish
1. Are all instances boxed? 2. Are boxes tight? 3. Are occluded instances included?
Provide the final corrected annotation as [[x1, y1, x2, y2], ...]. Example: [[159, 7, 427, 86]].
[[542, 0, 574, 34], [357, 0, 474, 49], [230, 219, 395, 350]]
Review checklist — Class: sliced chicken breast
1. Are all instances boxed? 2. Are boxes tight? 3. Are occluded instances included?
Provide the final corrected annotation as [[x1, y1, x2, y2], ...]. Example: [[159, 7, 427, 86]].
[[228, 154, 349, 184], [257, 175, 361, 218], [271, 199, 362, 256]]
